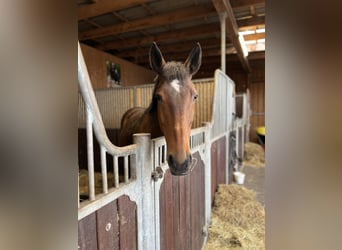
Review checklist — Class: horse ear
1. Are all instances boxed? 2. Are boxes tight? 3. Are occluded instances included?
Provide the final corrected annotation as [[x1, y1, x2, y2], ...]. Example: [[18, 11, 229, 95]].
[[149, 42, 166, 74], [184, 43, 202, 76]]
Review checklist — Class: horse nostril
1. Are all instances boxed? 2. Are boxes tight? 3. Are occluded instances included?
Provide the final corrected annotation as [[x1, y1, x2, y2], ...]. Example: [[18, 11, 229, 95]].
[[168, 155, 174, 165]]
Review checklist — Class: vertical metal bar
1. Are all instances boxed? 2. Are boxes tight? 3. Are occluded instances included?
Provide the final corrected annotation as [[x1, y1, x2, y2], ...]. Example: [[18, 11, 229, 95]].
[[133, 133, 153, 250], [86, 110, 95, 201], [100, 146, 108, 194], [163, 145, 167, 164], [203, 122, 212, 228], [130, 154, 137, 179], [78, 171, 80, 208], [124, 155, 129, 183], [113, 155, 119, 188]]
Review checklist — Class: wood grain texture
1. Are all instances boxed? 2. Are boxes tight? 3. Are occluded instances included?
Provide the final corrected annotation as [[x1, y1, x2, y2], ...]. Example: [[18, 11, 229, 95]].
[[96, 201, 119, 250], [78, 0, 152, 20], [118, 195, 137, 250], [79, 4, 216, 40], [211, 136, 227, 201], [78, 213, 98, 250], [159, 152, 205, 250]]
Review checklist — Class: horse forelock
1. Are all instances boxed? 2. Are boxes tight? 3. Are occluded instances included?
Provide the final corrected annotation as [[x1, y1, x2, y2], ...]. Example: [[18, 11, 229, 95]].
[[149, 61, 190, 113], [161, 61, 188, 82]]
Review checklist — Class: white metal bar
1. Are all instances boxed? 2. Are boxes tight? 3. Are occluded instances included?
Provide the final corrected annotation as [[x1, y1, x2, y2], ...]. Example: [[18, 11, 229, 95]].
[[78, 42, 137, 156], [124, 155, 129, 183], [78, 181, 136, 220], [113, 155, 119, 188], [78, 171, 80, 209], [86, 110, 95, 201], [100, 146, 108, 194]]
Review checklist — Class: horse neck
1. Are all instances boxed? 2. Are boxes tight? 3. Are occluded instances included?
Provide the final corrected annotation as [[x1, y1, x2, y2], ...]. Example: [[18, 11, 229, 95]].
[[145, 103, 163, 139]]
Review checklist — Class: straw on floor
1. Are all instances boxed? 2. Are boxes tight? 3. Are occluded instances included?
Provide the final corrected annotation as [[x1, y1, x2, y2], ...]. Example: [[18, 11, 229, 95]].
[[206, 184, 265, 250], [243, 142, 265, 167]]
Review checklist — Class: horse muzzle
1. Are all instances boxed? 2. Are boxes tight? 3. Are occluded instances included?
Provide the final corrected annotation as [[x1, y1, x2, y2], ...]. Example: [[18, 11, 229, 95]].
[[167, 154, 192, 176]]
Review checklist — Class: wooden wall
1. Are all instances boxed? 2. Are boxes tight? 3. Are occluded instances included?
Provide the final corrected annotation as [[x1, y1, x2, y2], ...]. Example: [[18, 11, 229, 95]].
[[228, 58, 265, 143], [80, 44, 155, 89], [249, 59, 265, 143]]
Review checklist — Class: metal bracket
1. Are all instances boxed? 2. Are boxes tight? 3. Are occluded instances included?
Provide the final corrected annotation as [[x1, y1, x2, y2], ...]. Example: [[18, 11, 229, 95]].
[[152, 166, 164, 181]]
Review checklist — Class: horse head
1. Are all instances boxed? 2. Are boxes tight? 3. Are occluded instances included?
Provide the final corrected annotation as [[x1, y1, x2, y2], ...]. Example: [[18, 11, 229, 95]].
[[149, 42, 202, 176]]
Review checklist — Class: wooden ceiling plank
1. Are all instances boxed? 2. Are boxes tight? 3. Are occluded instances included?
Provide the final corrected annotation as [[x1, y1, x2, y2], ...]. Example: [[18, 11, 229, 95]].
[[98, 23, 221, 51], [128, 45, 237, 64], [244, 32, 265, 41], [237, 15, 265, 28], [78, 0, 153, 21], [79, 4, 216, 40], [114, 38, 221, 58], [212, 0, 251, 72], [230, 0, 265, 9]]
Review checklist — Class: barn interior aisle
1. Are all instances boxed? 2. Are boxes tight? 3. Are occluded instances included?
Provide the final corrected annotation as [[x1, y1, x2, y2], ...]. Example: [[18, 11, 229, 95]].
[[241, 142, 265, 205], [78, 0, 265, 249], [205, 142, 265, 249]]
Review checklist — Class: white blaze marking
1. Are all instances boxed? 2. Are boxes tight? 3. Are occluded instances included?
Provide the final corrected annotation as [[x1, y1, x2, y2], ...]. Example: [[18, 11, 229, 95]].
[[170, 79, 181, 93]]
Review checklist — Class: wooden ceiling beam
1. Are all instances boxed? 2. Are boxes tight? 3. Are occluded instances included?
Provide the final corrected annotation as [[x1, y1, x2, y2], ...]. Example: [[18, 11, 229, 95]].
[[79, 4, 216, 41], [126, 45, 236, 64], [212, 0, 251, 72], [230, 0, 265, 9], [137, 51, 264, 74], [113, 38, 221, 58], [98, 23, 221, 51], [244, 32, 265, 41], [78, 0, 153, 21], [237, 15, 265, 28]]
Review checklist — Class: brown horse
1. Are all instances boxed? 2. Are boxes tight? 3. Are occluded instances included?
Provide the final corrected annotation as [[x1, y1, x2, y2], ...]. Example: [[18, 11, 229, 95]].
[[118, 42, 202, 176]]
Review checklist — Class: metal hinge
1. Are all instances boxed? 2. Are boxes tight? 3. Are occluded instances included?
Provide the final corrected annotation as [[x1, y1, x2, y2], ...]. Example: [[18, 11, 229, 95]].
[[151, 166, 164, 181]]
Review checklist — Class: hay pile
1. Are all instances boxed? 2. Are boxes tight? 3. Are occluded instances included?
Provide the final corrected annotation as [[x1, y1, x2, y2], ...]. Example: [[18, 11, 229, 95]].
[[79, 169, 115, 196], [243, 142, 265, 167], [206, 184, 265, 250]]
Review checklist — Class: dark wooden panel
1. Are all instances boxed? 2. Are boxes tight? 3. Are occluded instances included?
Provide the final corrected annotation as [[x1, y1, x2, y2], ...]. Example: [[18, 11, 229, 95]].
[[171, 173, 180, 250], [238, 126, 244, 160], [178, 173, 190, 250], [210, 141, 218, 204], [78, 213, 98, 250], [160, 152, 206, 250], [160, 169, 174, 250], [96, 201, 119, 250], [118, 195, 137, 250], [228, 132, 236, 184], [190, 152, 206, 250], [211, 136, 227, 202]]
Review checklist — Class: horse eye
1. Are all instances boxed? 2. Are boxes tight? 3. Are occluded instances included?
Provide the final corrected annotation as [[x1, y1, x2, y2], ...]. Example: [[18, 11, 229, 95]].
[[154, 94, 162, 102], [193, 94, 199, 102]]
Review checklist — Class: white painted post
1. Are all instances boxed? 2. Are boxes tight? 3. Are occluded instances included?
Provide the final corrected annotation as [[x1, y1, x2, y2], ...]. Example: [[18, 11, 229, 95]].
[[86, 109, 95, 200], [133, 133, 155, 250], [203, 122, 212, 227]]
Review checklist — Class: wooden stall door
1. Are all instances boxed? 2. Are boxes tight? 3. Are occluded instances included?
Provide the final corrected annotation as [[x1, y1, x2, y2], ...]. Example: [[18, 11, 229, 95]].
[[78, 195, 137, 250], [211, 136, 227, 203], [159, 151, 206, 250]]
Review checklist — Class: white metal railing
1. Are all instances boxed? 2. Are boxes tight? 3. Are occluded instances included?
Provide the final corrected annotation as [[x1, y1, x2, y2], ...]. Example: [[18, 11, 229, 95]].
[[78, 42, 138, 208]]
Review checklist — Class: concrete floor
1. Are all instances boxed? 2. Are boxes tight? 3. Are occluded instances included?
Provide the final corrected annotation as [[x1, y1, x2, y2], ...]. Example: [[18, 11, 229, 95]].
[[240, 165, 265, 205]]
